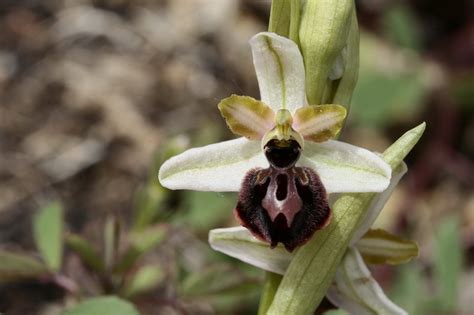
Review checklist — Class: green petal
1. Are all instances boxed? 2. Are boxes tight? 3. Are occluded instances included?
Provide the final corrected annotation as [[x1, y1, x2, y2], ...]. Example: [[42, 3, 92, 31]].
[[327, 247, 408, 315], [293, 104, 347, 142], [356, 229, 419, 265], [218, 95, 275, 140]]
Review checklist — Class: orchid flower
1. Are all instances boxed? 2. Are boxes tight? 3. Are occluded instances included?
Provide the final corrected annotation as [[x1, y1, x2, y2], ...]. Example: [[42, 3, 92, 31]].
[[209, 162, 418, 315], [159, 32, 391, 251]]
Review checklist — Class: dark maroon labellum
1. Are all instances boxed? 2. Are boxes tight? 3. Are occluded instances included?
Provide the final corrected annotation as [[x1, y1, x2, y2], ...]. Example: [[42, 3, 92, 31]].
[[234, 139, 331, 251], [235, 166, 331, 251]]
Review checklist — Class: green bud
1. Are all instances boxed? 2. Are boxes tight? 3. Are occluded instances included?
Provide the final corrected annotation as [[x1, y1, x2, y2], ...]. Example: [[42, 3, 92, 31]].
[[269, 0, 302, 45], [299, 0, 355, 105]]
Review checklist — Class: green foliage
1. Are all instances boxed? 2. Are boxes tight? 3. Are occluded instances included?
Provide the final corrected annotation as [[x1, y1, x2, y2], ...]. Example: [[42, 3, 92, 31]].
[[175, 191, 235, 232], [133, 139, 185, 231], [63, 296, 139, 315], [351, 34, 426, 128], [122, 264, 164, 298], [390, 216, 464, 315], [382, 4, 421, 51], [433, 216, 463, 312], [390, 262, 427, 315], [66, 234, 105, 273], [0, 251, 49, 282], [33, 202, 64, 271], [114, 225, 166, 273], [181, 264, 259, 297]]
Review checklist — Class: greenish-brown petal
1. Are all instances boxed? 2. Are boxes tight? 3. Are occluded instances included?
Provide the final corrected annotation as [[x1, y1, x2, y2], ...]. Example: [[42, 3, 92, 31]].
[[356, 229, 419, 265], [293, 104, 347, 142], [218, 95, 275, 140]]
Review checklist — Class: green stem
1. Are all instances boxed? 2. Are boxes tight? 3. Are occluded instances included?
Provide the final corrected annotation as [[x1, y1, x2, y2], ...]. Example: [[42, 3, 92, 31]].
[[258, 272, 283, 315], [289, 0, 301, 45]]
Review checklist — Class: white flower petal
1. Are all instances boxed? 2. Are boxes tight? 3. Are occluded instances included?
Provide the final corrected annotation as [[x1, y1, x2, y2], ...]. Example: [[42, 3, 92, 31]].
[[208, 227, 291, 275], [298, 140, 391, 193], [158, 138, 267, 192], [350, 163, 407, 244], [326, 247, 407, 315], [250, 32, 306, 113]]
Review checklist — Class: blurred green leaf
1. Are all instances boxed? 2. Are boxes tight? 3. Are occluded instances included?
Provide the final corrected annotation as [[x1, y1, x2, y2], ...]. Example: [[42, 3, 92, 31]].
[[133, 137, 188, 231], [382, 4, 421, 50], [0, 251, 49, 282], [433, 216, 463, 312], [122, 264, 165, 298], [104, 215, 120, 270], [66, 234, 105, 273], [63, 296, 139, 315], [351, 33, 427, 128], [390, 262, 425, 315], [133, 184, 167, 231], [323, 310, 348, 315], [33, 202, 63, 271], [174, 191, 235, 232], [114, 225, 167, 273], [181, 264, 258, 297]]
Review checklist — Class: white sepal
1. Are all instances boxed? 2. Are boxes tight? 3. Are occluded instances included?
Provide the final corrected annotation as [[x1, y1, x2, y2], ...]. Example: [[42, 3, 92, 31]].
[[250, 32, 307, 113], [326, 247, 408, 315], [209, 227, 291, 275], [158, 137, 267, 192], [298, 140, 392, 193]]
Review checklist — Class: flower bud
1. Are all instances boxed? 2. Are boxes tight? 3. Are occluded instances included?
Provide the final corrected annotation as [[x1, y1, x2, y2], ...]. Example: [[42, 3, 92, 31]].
[[299, 0, 355, 105]]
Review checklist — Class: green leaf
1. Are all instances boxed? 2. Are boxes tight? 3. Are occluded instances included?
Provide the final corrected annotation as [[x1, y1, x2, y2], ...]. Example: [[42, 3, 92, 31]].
[[390, 263, 426, 315], [382, 4, 421, 51], [324, 310, 348, 315], [177, 191, 236, 232], [104, 215, 120, 270], [122, 264, 164, 298], [181, 264, 258, 297], [113, 225, 166, 273], [63, 296, 139, 315], [133, 137, 186, 231], [33, 202, 63, 271], [433, 216, 463, 312], [66, 234, 105, 273], [351, 33, 427, 128], [0, 251, 49, 282]]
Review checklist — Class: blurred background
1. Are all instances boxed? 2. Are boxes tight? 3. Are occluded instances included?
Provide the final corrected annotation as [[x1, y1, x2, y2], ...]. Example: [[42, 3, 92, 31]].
[[0, 0, 472, 314]]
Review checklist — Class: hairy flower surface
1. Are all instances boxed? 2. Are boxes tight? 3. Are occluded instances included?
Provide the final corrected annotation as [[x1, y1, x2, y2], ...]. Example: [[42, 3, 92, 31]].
[[159, 32, 391, 250]]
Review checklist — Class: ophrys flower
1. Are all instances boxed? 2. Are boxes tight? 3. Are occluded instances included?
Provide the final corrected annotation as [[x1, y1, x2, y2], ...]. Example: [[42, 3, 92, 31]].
[[158, 32, 391, 251]]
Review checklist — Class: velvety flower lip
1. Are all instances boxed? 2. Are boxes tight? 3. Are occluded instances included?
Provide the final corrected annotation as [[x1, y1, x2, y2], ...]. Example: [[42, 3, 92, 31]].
[[158, 32, 391, 195]]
